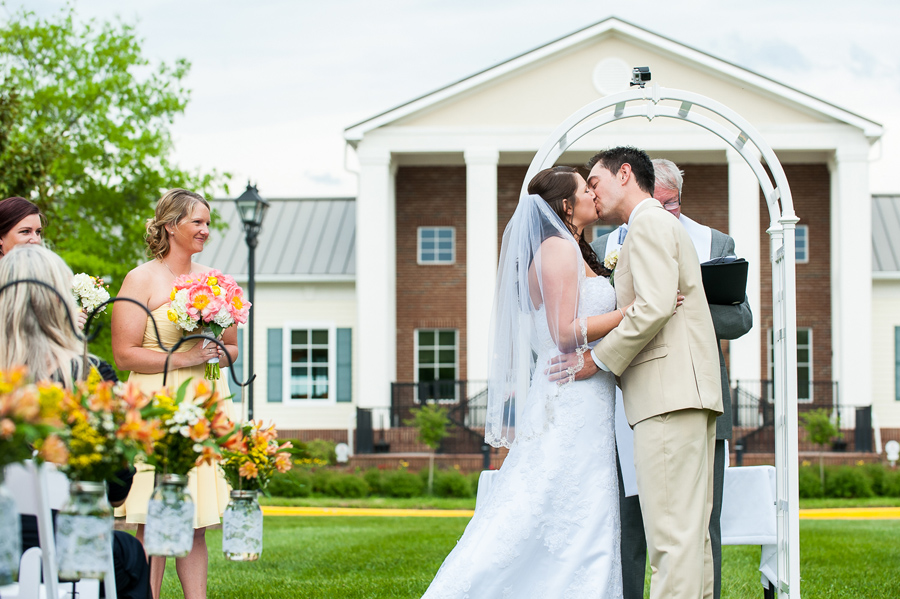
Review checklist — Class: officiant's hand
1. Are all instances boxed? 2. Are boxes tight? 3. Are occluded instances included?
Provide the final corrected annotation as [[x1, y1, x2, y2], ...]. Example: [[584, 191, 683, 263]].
[[545, 351, 599, 383]]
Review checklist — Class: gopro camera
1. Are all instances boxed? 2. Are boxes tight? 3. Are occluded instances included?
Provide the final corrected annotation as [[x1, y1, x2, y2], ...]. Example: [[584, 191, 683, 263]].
[[630, 66, 651, 88]]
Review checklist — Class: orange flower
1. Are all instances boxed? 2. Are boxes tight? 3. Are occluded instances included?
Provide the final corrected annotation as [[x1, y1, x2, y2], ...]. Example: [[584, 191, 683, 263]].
[[88, 382, 115, 412], [189, 418, 211, 442], [198, 445, 221, 466], [0, 418, 14, 439], [12, 388, 40, 421], [38, 434, 69, 465], [210, 410, 234, 437], [121, 382, 150, 410], [223, 430, 246, 453], [275, 452, 292, 473], [238, 461, 258, 479]]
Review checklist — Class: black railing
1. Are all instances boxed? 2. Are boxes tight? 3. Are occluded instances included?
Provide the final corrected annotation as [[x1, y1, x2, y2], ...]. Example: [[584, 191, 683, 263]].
[[731, 380, 873, 457], [356, 381, 491, 463]]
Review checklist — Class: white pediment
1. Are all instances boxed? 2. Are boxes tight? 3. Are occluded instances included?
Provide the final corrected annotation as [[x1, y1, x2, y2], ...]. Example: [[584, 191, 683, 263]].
[[345, 18, 881, 143]]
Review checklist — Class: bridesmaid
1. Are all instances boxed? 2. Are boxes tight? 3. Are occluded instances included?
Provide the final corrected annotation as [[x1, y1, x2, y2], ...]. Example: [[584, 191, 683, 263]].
[[111, 188, 238, 599], [0, 196, 43, 256]]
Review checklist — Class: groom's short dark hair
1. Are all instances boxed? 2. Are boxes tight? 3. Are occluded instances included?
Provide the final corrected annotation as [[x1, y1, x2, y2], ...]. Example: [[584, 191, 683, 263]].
[[586, 147, 655, 196]]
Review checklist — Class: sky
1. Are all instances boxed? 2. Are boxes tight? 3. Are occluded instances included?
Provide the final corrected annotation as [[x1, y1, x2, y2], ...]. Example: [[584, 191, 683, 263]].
[[6, 0, 900, 198]]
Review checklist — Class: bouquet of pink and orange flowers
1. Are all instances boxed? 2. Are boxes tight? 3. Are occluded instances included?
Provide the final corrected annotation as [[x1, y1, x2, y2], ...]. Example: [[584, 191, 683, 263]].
[[166, 270, 251, 379]]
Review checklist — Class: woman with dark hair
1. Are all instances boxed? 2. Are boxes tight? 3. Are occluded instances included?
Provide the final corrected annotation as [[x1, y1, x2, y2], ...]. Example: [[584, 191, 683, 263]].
[[0, 196, 43, 256], [421, 166, 637, 598]]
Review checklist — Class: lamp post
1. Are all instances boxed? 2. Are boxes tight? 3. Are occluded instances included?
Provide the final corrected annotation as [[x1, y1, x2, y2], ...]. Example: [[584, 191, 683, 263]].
[[235, 182, 269, 420]]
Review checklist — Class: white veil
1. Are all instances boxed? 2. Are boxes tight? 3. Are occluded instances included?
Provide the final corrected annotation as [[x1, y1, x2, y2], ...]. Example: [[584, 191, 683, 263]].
[[485, 192, 589, 448]]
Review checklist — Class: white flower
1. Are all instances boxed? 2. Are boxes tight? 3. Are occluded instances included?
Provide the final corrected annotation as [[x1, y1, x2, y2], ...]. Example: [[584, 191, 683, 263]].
[[212, 305, 234, 329], [169, 289, 199, 331], [604, 249, 619, 271], [71, 273, 110, 313], [193, 443, 203, 453]]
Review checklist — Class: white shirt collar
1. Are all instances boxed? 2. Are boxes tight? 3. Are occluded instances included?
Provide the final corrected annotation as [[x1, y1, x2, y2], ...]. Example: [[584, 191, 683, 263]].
[[626, 197, 657, 227]]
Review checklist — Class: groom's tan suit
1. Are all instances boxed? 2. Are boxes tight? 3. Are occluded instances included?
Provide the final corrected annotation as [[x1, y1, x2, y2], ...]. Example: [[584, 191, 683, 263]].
[[593, 198, 722, 599]]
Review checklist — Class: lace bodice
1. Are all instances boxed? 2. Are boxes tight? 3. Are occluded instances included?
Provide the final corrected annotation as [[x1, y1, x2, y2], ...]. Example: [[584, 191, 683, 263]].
[[534, 274, 617, 352]]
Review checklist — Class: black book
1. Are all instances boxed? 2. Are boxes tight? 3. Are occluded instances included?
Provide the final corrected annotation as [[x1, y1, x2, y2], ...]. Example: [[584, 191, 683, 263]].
[[701, 257, 748, 305]]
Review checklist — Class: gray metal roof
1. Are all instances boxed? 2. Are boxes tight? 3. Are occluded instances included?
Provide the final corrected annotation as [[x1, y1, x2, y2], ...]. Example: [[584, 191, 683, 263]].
[[197, 198, 355, 279], [873, 195, 900, 272]]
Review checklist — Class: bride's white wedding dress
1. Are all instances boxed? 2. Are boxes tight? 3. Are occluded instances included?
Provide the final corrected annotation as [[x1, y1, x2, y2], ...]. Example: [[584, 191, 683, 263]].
[[422, 275, 623, 599]]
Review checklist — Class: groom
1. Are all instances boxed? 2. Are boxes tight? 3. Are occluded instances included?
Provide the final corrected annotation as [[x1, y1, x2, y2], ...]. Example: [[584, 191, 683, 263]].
[[551, 147, 722, 599]]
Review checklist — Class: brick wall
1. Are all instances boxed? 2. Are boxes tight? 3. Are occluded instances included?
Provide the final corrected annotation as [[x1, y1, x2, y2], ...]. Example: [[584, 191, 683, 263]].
[[759, 164, 832, 384], [395, 166, 468, 382]]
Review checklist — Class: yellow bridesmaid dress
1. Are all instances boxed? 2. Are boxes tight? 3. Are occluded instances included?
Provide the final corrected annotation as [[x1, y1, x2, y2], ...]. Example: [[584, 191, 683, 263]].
[[115, 304, 234, 529]]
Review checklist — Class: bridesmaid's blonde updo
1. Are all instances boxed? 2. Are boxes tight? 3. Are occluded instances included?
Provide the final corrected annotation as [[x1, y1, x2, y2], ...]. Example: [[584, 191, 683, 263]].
[[145, 188, 210, 259]]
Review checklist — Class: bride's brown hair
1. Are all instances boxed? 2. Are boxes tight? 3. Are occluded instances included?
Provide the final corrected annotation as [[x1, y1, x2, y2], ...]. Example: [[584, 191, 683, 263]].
[[527, 166, 607, 276], [145, 189, 210, 259]]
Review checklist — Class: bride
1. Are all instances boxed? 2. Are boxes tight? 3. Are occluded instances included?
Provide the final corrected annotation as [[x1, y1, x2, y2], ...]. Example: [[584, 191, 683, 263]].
[[422, 166, 630, 598]]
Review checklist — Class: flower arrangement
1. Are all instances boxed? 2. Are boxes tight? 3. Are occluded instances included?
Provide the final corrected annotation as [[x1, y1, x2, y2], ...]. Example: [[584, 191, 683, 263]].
[[166, 269, 251, 379], [144, 379, 236, 476], [220, 421, 293, 492], [53, 370, 161, 482], [0, 367, 65, 469], [71, 273, 111, 315]]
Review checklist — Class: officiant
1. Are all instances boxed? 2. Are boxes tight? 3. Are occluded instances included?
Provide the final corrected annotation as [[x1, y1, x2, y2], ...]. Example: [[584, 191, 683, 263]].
[[590, 158, 753, 599]]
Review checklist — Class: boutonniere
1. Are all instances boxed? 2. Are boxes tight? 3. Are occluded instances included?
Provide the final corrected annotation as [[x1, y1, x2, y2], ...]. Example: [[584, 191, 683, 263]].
[[604, 249, 619, 287]]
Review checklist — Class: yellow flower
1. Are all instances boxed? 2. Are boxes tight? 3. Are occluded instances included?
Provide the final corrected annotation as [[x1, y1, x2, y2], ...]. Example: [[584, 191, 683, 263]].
[[207, 276, 218, 286], [167, 309, 178, 323], [211, 285, 222, 297], [170, 289, 177, 301], [231, 297, 243, 310], [192, 293, 210, 311]]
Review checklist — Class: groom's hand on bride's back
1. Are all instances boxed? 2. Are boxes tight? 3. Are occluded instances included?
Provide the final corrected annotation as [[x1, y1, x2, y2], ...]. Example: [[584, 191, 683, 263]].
[[545, 351, 600, 383]]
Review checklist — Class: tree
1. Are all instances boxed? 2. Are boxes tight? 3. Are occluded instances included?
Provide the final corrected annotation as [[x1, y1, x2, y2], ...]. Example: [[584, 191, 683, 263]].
[[801, 408, 843, 493], [0, 5, 227, 369], [405, 403, 450, 495]]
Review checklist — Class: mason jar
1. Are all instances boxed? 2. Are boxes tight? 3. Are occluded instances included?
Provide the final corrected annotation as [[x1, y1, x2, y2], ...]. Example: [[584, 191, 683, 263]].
[[222, 490, 262, 561], [55, 481, 113, 580], [0, 472, 22, 585], [143, 473, 195, 557]]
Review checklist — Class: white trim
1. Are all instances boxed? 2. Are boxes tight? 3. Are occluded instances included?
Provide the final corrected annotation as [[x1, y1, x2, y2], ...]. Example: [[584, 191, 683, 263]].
[[768, 327, 813, 403], [282, 322, 337, 405], [794, 225, 810, 264], [417, 226, 456, 265], [344, 18, 882, 143], [873, 272, 900, 280]]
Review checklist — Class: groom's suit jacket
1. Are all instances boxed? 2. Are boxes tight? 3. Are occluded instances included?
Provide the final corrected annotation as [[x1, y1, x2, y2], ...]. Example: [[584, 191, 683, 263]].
[[592, 225, 752, 439], [592, 199, 722, 426]]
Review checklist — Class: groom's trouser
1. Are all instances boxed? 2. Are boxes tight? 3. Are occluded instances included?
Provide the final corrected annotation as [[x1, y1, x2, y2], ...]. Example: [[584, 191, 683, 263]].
[[633, 408, 716, 599]]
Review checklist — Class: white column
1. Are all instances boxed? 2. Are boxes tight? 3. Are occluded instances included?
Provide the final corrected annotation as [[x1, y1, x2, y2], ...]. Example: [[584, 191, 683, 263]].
[[356, 145, 395, 409], [464, 148, 499, 383], [727, 148, 762, 384], [830, 143, 872, 408]]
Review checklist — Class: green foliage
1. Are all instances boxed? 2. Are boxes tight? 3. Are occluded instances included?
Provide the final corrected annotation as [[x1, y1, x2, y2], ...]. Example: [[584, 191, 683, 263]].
[[363, 468, 383, 495], [306, 439, 337, 466], [267, 469, 312, 498], [0, 5, 227, 372], [801, 409, 842, 448], [798, 465, 825, 499], [381, 470, 425, 498], [432, 469, 474, 498], [405, 403, 450, 451], [825, 466, 874, 499], [311, 469, 338, 494], [326, 475, 369, 499]]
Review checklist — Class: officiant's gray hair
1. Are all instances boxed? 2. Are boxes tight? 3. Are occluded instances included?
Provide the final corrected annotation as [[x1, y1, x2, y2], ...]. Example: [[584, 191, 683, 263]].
[[652, 158, 684, 197]]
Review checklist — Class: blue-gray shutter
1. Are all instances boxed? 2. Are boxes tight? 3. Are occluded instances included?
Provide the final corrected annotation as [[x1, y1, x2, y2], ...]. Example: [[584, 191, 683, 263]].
[[336, 328, 352, 402], [232, 328, 244, 384], [267, 328, 283, 402]]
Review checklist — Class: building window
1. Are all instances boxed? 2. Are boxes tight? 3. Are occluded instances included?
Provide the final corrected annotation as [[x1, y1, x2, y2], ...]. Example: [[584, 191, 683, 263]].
[[895, 327, 900, 401], [768, 327, 812, 402], [418, 227, 455, 264], [284, 324, 335, 402], [415, 329, 458, 401], [593, 225, 617, 244], [795, 225, 809, 263]]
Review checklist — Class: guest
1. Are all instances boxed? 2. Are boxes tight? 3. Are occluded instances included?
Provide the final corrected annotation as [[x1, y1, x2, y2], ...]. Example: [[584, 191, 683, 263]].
[[0, 244, 151, 599], [111, 188, 237, 599], [0, 196, 42, 256]]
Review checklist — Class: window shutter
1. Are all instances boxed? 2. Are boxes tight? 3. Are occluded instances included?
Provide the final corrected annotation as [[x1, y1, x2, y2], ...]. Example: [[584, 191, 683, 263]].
[[267, 328, 283, 403], [336, 328, 352, 402]]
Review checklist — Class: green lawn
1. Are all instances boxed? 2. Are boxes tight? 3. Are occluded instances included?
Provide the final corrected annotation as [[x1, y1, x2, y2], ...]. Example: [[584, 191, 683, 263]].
[[158, 516, 900, 598]]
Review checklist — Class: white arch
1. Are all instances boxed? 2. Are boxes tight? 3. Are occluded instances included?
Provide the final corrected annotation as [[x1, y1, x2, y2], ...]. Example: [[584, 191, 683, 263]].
[[524, 83, 800, 598]]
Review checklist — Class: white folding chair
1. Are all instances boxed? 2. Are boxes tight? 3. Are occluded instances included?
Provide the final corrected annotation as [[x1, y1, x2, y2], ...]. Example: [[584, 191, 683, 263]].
[[1, 462, 116, 599]]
